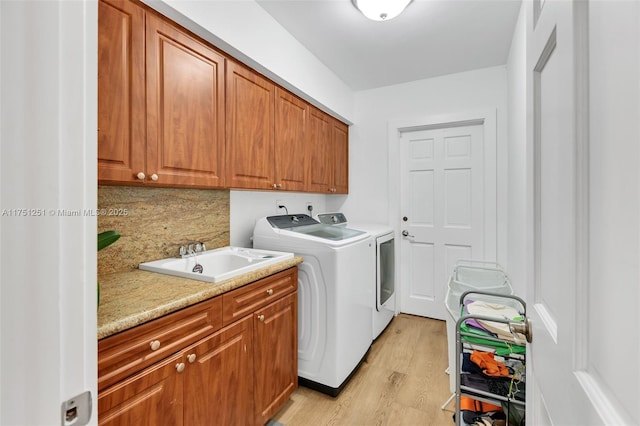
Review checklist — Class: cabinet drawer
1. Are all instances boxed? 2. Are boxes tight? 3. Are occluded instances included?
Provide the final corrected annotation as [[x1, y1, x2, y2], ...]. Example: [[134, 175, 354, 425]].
[[222, 267, 297, 326], [98, 296, 222, 391]]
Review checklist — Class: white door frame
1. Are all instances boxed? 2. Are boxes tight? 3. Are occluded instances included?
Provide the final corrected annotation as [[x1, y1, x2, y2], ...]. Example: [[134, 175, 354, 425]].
[[388, 109, 498, 313], [0, 1, 98, 423]]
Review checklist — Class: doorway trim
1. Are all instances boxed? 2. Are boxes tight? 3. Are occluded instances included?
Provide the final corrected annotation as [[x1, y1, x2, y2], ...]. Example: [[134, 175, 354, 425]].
[[387, 109, 500, 310]]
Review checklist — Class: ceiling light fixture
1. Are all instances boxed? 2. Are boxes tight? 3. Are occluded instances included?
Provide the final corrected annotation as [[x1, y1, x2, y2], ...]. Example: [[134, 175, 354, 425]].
[[351, 0, 413, 21]]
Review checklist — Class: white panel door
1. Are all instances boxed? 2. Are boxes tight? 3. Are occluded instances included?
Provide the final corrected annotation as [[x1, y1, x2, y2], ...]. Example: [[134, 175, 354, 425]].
[[399, 125, 484, 320], [526, 1, 637, 424]]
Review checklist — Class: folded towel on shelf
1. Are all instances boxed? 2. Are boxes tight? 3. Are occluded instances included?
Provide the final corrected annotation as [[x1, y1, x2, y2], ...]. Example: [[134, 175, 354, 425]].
[[463, 299, 494, 334], [466, 301, 526, 342]]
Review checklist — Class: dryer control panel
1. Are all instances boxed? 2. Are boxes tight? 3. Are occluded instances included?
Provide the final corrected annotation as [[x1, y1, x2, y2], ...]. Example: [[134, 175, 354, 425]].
[[316, 213, 348, 225]]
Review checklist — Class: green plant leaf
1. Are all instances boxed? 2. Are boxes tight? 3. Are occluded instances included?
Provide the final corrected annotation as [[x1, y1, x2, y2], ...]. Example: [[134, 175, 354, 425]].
[[98, 230, 120, 251]]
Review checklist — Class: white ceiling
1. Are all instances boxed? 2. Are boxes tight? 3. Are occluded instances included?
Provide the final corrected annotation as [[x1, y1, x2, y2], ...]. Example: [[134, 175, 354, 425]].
[[255, 0, 522, 91]]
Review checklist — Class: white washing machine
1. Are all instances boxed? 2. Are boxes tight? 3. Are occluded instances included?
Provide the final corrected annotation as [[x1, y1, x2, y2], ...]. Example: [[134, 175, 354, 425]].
[[253, 214, 374, 396], [316, 213, 396, 340]]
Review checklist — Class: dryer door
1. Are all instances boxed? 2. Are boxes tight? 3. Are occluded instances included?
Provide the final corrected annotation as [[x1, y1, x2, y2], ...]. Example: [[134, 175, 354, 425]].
[[377, 233, 395, 309]]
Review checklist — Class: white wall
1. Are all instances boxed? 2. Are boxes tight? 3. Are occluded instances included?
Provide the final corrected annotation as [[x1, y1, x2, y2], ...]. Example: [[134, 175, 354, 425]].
[[151, 0, 355, 123], [347, 66, 509, 265], [0, 1, 98, 424], [506, 3, 527, 298], [230, 191, 329, 247]]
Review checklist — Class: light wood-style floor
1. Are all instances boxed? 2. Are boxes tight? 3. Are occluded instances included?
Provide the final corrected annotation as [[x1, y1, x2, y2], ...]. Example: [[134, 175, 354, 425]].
[[272, 314, 455, 426]]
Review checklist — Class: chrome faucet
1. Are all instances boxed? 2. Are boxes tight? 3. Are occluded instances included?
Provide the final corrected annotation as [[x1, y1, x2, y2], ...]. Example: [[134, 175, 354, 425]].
[[179, 241, 206, 258]]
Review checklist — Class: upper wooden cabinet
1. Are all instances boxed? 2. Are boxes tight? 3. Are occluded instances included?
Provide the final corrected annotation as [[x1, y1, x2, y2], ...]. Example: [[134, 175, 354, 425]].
[[306, 107, 333, 193], [307, 107, 349, 194], [332, 119, 349, 194], [226, 63, 310, 192], [98, 1, 225, 188], [225, 61, 276, 190], [274, 88, 308, 192], [97, 0, 145, 183], [98, 0, 347, 193], [146, 13, 226, 187]]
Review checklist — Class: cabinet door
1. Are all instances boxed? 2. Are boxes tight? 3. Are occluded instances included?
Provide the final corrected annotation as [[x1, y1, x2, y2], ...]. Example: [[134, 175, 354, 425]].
[[98, 353, 183, 426], [146, 13, 226, 188], [226, 60, 275, 190], [254, 292, 298, 425], [98, 0, 145, 184], [183, 316, 254, 426], [332, 119, 349, 194], [306, 107, 333, 193], [274, 88, 307, 191]]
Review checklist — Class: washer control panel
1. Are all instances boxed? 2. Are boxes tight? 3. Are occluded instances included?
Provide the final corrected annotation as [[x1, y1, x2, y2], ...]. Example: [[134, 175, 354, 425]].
[[266, 214, 318, 229]]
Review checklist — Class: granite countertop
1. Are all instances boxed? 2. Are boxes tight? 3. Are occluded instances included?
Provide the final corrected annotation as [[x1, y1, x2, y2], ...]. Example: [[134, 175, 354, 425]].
[[98, 256, 303, 340]]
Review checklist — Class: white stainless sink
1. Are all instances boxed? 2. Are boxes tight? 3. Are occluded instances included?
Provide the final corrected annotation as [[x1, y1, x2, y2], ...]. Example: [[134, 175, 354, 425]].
[[139, 246, 294, 283]]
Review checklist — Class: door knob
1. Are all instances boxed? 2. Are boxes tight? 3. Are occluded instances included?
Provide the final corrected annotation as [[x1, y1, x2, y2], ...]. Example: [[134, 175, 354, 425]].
[[402, 230, 414, 238], [509, 317, 533, 343]]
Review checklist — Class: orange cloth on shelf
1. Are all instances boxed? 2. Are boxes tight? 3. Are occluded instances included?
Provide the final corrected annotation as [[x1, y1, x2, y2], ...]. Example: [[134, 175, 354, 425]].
[[470, 350, 510, 377], [459, 396, 502, 413]]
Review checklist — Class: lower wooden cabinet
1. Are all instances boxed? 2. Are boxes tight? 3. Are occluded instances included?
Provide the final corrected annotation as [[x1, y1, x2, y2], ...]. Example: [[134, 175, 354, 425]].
[[98, 267, 298, 425], [183, 316, 254, 425], [98, 353, 184, 425], [254, 292, 298, 424]]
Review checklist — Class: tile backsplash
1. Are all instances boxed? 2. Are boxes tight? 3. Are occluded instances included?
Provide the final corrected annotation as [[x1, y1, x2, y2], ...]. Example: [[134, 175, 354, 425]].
[[98, 186, 230, 275]]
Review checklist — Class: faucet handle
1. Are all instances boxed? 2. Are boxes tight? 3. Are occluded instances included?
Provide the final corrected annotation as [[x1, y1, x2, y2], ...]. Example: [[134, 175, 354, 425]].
[[201, 243, 206, 252], [195, 243, 202, 253], [179, 246, 186, 257]]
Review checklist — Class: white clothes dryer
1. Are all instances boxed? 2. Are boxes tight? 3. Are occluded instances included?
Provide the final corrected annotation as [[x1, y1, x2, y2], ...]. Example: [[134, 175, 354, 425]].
[[316, 213, 396, 340], [252, 214, 374, 396]]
